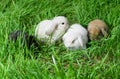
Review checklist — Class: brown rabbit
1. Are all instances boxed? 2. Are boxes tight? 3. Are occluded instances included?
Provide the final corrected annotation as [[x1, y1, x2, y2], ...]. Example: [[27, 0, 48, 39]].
[[87, 19, 108, 40]]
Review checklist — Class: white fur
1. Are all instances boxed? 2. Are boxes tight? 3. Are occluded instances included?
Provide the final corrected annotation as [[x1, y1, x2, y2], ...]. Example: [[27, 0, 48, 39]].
[[62, 24, 88, 50], [35, 20, 57, 42], [35, 16, 69, 43], [51, 16, 69, 43]]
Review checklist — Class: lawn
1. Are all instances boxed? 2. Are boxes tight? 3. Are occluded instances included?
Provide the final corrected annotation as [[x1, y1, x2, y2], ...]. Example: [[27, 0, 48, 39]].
[[0, 0, 120, 79]]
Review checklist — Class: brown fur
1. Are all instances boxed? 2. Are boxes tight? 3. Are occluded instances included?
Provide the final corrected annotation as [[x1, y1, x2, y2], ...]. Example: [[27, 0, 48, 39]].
[[87, 19, 108, 40]]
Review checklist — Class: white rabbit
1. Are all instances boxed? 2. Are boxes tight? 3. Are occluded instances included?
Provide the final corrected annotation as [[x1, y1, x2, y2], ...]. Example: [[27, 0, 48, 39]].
[[35, 16, 69, 43], [35, 20, 57, 42], [62, 24, 88, 50], [51, 16, 69, 43], [87, 19, 108, 40]]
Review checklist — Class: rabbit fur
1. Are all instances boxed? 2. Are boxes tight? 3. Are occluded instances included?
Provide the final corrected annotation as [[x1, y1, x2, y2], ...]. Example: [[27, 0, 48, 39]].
[[62, 24, 88, 50], [51, 16, 69, 42], [87, 19, 108, 40], [35, 16, 69, 43], [9, 30, 40, 49]]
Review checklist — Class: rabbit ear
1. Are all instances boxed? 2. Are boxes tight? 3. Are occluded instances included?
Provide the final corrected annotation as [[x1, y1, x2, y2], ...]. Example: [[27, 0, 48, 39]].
[[78, 36, 83, 47], [46, 24, 58, 35], [101, 28, 108, 37], [62, 35, 65, 41]]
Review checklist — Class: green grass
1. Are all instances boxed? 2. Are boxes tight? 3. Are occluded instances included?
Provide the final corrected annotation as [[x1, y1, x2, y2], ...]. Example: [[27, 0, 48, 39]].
[[0, 0, 120, 79]]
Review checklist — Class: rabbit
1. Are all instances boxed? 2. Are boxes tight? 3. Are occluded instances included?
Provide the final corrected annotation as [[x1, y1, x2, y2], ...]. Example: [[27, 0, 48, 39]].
[[51, 16, 69, 43], [9, 30, 40, 49], [87, 19, 108, 40], [62, 24, 88, 50], [35, 16, 69, 43], [35, 20, 58, 42], [9, 30, 28, 43]]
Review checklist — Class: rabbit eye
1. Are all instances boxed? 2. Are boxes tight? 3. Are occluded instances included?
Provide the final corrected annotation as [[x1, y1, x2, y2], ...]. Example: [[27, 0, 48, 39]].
[[62, 22, 64, 25]]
